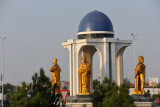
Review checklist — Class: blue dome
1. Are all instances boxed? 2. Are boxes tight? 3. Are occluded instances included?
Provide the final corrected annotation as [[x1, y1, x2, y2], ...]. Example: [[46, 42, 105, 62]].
[[77, 10, 114, 39]]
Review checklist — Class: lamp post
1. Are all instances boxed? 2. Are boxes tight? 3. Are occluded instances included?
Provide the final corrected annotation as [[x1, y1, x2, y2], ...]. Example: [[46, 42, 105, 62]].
[[130, 33, 137, 67], [0, 37, 7, 107]]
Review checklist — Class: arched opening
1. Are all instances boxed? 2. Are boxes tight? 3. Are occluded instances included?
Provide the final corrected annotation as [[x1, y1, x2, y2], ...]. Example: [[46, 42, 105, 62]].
[[92, 51, 100, 90], [92, 51, 100, 80], [78, 45, 101, 93]]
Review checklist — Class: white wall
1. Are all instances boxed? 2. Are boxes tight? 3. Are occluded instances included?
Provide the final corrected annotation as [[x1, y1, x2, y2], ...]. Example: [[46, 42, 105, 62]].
[[129, 88, 160, 96]]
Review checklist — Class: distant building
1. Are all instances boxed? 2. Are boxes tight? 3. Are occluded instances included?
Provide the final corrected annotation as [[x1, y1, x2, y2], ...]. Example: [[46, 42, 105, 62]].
[[149, 77, 158, 87], [0, 93, 7, 100]]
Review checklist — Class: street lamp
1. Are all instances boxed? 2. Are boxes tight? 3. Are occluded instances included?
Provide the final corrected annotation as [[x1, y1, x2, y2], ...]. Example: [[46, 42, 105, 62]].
[[0, 37, 7, 107], [130, 33, 137, 67]]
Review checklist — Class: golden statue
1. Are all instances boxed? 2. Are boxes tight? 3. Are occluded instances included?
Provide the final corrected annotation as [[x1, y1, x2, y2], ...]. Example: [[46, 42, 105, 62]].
[[49, 58, 61, 95], [133, 56, 145, 94], [78, 56, 91, 95]]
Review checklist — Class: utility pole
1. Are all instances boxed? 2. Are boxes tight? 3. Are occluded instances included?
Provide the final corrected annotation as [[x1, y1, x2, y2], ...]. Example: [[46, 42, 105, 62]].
[[130, 33, 137, 67], [0, 37, 7, 107]]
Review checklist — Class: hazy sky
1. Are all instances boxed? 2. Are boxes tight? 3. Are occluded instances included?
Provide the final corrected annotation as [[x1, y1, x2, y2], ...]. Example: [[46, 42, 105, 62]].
[[0, 0, 160, 85]]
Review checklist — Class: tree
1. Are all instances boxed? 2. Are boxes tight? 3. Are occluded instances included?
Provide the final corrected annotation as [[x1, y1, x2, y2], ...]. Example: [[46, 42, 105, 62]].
[[30, 68, 51, 97], [10, 82, 30, 107], [93, 79, 100, 89], [152, 93, 160, 99], [92, 77, 135, 107], [29, 68, 61, 107], [123, 78, 131, 88], [0, 83, 15, 94], [62, 85, 70, 96], [10, 68, 61, 107], [62, 86, 68, 90], [145, 90, 151, 98], [92, 78, 110, 107]]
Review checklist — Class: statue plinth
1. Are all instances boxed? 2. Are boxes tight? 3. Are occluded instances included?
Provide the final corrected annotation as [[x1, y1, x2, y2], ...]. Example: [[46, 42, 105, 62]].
[[132, 94, 153, 102], [65, 95, 92, 103]]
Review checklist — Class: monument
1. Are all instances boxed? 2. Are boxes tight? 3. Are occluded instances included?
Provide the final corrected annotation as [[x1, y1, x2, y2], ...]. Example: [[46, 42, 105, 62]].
[[133, 56, 146, 94], [62, 10, 132, 97], [49, 58, 61, 95], [62, 10, 132, 107]]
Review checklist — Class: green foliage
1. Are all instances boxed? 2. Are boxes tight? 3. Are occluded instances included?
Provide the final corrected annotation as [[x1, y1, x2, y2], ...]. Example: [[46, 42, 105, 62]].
[[62, 86, 68, 90], [93, 79, 100, 89], [10, 82, 30, 107], [31, 68, 51, 96], [30, 92, 49, 107], [152, 93, 160, 99], [92, 78, 110, 107], [92, 77, 135, 107], [123, 78, 131, 88], [62, 85, 70, 95], [0, 83, 15, 94], [0, 83, 15, 106], [144, 90, 151, 97], [10, 68, 61, 107]]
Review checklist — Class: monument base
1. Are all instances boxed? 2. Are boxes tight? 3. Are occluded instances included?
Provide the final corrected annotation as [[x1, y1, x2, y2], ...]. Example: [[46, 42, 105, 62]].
[[132, 95, 157, 107], [65, 95, 92, 107], [132, 94, 153, 102], [134, 102, 157, 107]]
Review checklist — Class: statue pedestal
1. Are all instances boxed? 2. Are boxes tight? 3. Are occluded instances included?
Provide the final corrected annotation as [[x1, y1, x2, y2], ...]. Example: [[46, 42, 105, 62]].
[[132, 94, 153, 102], [134, 102, 157, 107], [65, 95, 92, 107], [132, 95, 156, 107]]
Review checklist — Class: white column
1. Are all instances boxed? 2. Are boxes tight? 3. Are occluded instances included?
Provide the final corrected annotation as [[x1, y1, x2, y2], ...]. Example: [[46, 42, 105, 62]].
[[75, 46, 79, 95], [111, 43, 117, 82], [120, 54, 124, 85], [116, 54, 123, 86], [90, 54, 94, 93], [77, 48, 82, 94], [100, 50, 105, 82], [104, 42, 110, 79], [116, 46, 125, 86], [100, 42, 109, 82], [68, 45, 73, 96], [72, 44, 76, 96]]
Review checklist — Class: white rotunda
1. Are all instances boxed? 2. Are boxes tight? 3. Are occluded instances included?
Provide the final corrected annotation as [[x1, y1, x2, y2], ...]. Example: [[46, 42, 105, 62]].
[[62, 10, 132, 96]]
